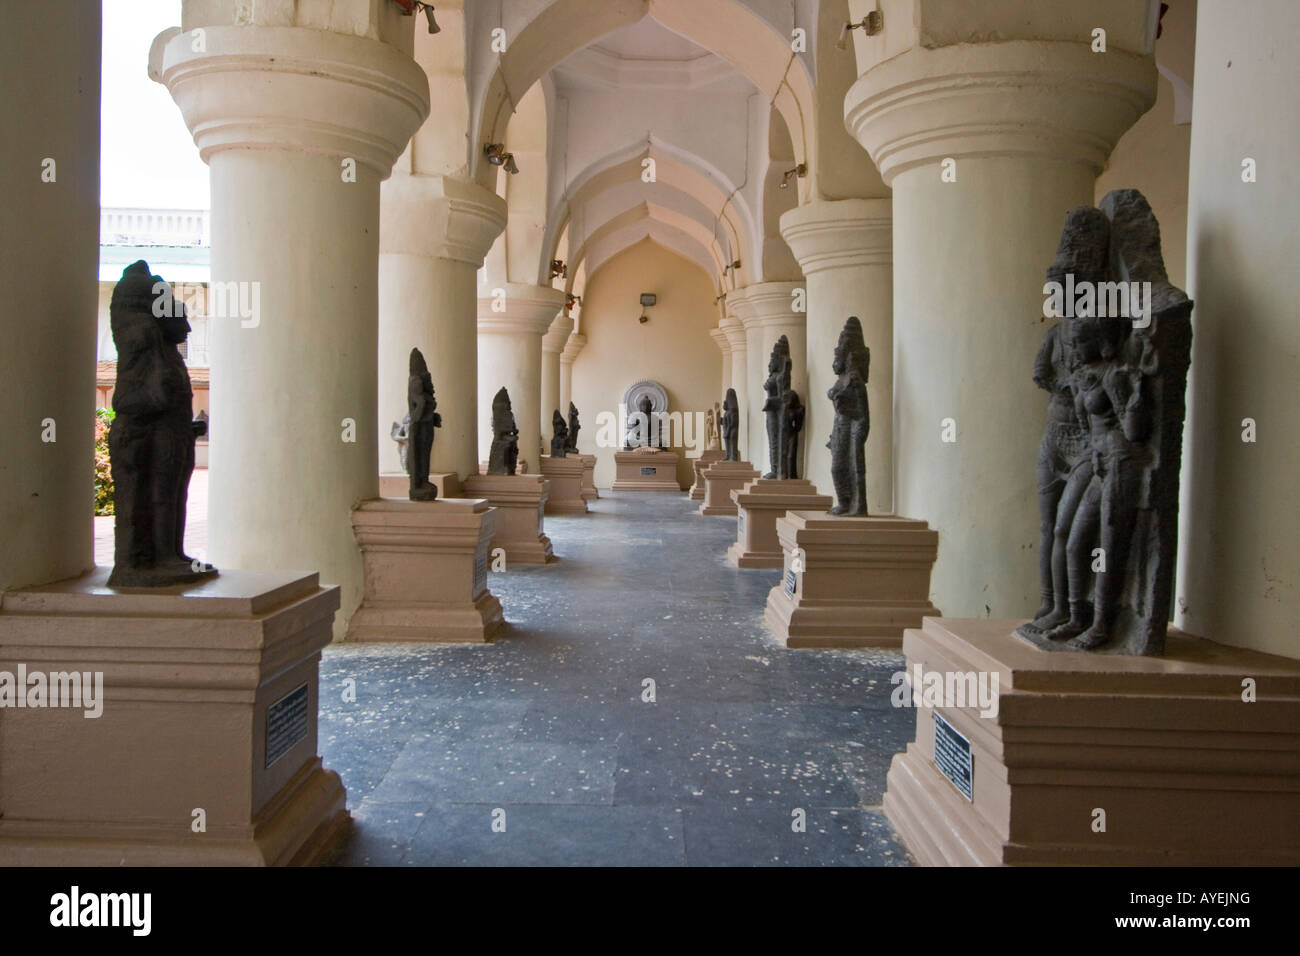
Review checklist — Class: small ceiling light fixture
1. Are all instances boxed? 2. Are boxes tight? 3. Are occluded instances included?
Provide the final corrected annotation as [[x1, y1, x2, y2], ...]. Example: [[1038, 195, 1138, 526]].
[[393, 0, 441, 34], [639, 292, 656, 324], [779, 163, 807, 189], [836, 8, 883, 49], [551, 259, 568, 279], [484, 143, 519, 175]]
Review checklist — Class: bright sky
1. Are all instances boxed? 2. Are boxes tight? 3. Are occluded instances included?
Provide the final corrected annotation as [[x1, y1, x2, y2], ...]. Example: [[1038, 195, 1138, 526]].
[[101, 0, 209, 209]]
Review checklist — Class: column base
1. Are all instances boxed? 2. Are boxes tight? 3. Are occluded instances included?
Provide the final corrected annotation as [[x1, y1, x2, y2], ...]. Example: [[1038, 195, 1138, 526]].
[[688, 448, 726, 500], [764, 513, 940, 648], [0, 568, 347, 866], [348, 497, 503, 643], [461, 473, 554, 564], [726, 479, 833, 569], [539, 456, 589, 514], [883, 618, 1300, 866], [378, 471, 462, 499], [612, 449, 681, 491], [578, 454, 599, 501], [699, 460, 759, 516]]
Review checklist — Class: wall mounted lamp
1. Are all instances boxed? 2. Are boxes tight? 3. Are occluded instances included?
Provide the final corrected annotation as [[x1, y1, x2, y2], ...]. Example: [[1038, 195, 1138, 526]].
[[393, 0, 441, 34], [639, 292, 656, 324], [484, 143, 519, 175], [836, 9, 883, 49]]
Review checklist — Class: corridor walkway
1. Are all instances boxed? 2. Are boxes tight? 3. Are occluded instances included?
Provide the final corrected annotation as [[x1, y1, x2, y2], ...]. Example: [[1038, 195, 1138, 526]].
[[320, 491, 914, 866]]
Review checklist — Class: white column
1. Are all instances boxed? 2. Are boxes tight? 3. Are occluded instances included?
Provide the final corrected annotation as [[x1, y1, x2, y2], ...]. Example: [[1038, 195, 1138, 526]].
[[844, 9, 1155, 617], [719, 313, 749, 461], [0, 3, 99, 590], [709, 326, 732, 393], [559, 332, 587, 417], [542, 312, 575, 441], [781, 199, 892, 507], [151, 15, 429, 632], [730, 281, 805, 476], [1176, 0, 1300, 660], [379, 173, 505, 479], [477, 284, 565, 471]]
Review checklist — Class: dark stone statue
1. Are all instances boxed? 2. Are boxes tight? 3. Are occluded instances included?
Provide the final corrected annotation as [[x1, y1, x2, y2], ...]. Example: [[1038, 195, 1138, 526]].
[[784, 392, 805, 480], [550, 409, 569, 458], [566, 401, 581, 452], [826, 316, 869, 516], [406, 347, 441, 500], [721, 388, 740, 462], [487, 386, 519, 475], [1017, 189, 1193, 656], [107, 260, 216, 588]]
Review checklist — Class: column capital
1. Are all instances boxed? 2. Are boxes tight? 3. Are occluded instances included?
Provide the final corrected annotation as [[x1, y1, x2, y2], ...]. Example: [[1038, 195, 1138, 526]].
[[845, 40, 1155, 186], [708, 326, 731, 357], [382, 173, 506, 266], [543, 313, 575, 354], [730, 281, 805, 332], [780, 198, 892, 274], [719, 316, 748, 352], [477, 283, 566, 337], [150, 23, 428, 177], [560, 332, 587, 366]]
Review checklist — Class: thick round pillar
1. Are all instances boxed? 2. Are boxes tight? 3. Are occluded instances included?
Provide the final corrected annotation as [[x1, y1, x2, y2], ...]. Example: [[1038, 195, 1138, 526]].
[[379, 174, 505, 479], [477, 284, 565, 471], [719, 314, 748, 460], [1176, 0, 1300, 659], [152, 20, 428, 632], [542, 312, 574, 441], [0, 3, 99, 591], [559, 332, 586, 417], [845, 33, 1154, 618], [781, 199, 892, 507]]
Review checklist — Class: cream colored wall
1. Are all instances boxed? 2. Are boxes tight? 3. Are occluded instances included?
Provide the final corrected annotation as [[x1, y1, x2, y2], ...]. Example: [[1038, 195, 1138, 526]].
[[571, 239, 723, 489], [1096, 72, 1190, 291]]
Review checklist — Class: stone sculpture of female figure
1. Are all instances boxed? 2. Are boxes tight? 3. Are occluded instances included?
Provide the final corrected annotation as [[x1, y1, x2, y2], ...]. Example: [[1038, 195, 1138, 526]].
[[407, 347, 441, 500], [721, 388, 740, 462], [487, 386, 519, 475], [551, 409, 569, 457], [826, 316, 869, 516], [762, 336, 792, 479]]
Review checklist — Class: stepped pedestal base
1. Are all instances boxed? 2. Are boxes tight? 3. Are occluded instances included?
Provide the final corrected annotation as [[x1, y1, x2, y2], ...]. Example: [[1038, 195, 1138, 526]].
[[577, 454, 599, 501], [462, 473, 554, 564], [698, 460, 759, 516], [688, 448, 725, 500], [348, 497, 503, 643], [884, 617, 1300, 866], [612, 448, 681, 491], [539, 456, 589, 514], [765, 513, 940, 648], [726, 478, 833, 569], [0, 569, 347, 865]]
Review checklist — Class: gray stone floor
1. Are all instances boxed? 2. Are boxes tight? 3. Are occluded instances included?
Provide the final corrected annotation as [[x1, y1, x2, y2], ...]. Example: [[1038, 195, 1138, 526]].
[[319, 490, 914, 866]]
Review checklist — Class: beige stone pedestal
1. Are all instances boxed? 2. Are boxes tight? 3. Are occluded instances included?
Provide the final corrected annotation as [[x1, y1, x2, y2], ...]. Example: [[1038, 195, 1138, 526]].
[[0, 569, 347, 865], [727, 479, 833, 569], [765, 513, 940, 648], [462, 473, 553, 564], [539, 456, 589, 514], [612, 448, 682, 491], [379, 471, 461, 499], [688, 448, 726, 500], [348, 497, 503, 643], [699, 460, 759, 516], [578, 454, 599, 501], [884, 618, 1300, 866]]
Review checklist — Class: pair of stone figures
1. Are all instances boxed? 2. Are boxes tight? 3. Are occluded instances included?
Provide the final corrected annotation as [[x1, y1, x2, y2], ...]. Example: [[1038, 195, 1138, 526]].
[[717, 317, 871, 517]]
